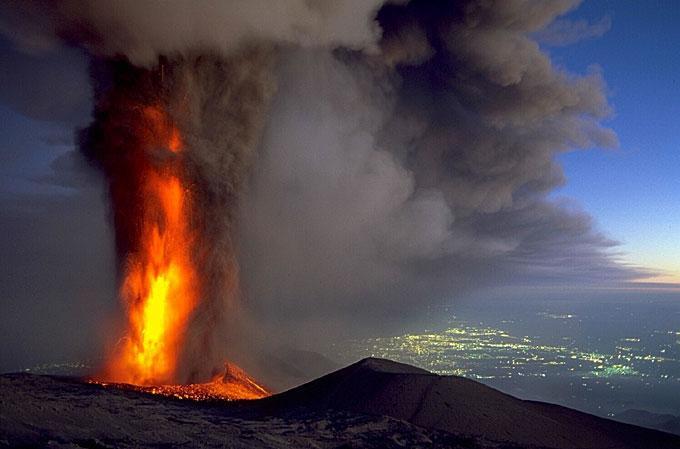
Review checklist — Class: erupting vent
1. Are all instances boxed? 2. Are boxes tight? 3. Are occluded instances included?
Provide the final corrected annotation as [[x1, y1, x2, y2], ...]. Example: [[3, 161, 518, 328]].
[[104, 105, 199, 386], [84, 54, 274, 396], [95, 362, 270, 401]]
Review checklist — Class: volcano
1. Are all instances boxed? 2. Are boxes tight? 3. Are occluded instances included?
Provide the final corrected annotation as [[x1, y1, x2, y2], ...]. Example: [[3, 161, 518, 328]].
[[2, 358, 679, 449], [92, 361, 270, 401], [82, 53, 275, 388]]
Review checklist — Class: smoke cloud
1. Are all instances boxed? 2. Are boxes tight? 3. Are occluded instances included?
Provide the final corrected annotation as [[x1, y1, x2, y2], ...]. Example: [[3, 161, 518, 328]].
[[239, 0, 645, 343], [0, 0, 384, 64], [0, 0, 649, 377]]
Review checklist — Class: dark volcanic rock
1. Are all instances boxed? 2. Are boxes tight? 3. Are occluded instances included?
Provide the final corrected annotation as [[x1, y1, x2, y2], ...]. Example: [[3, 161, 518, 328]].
[[0, 372, 474, 449], [2, 358, 679, 449], [260, 358, 680, 449]]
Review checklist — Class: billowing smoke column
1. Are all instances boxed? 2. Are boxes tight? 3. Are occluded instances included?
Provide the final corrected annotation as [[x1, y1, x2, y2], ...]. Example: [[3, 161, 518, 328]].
[[0, 0, 648, 379], [238, 0, 645, 344], [81, 49, 275, 384], [0, 0, 385, 383]]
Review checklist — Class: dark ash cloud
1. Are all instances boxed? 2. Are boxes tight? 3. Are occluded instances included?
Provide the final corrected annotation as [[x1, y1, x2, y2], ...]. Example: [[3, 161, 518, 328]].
[[0, 0, 651, 375], [238, 0, 646, 344]]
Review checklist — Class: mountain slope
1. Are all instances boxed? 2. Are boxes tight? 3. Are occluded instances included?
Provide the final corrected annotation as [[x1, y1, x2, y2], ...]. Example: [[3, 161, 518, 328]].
[[2, 358, 679, 449], [260, 358, 680, 449], [0, 372, 474, 449]]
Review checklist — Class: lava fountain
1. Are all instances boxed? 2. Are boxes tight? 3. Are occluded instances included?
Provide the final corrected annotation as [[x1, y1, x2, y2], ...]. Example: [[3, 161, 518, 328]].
[[82, 51, 275, 397], [104, 105, 198, 385]]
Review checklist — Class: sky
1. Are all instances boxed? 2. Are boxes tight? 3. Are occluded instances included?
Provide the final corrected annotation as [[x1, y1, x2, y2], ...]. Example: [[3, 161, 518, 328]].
[[544, 0, 680, 283], [0, 0, 678, 373]]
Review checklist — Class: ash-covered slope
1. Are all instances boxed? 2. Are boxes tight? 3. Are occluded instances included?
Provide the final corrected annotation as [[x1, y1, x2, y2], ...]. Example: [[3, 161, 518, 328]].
[[0, 372, 477, 449], [2, 358, 679, 449], [260, 358, 680, 449]]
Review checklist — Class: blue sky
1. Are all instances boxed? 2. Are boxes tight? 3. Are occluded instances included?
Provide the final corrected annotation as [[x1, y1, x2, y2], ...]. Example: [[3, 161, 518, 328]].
[[548, 0, 679, 282]]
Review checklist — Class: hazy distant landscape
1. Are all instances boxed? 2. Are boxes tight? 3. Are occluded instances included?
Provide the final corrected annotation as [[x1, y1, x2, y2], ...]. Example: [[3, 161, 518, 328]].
[[337, 291, 680, 418], [21, 290, 679, 426]]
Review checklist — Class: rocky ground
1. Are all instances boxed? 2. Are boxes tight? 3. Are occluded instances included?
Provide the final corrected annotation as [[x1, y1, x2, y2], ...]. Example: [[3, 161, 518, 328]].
[[2, 358, 679, 449], [0, 373, 479, 449]]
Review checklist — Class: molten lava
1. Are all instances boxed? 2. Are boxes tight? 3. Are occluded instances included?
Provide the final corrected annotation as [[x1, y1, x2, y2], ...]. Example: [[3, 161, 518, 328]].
[[83, 60, 271, 400], [95, 362, 271, 401], [105, 105, 199, 385], [97, 102, 269, 398]]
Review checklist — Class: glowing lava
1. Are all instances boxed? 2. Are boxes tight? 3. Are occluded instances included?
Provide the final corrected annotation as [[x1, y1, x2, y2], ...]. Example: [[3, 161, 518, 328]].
[[95, 363, 271, 401], [104, 105, 199, 386]]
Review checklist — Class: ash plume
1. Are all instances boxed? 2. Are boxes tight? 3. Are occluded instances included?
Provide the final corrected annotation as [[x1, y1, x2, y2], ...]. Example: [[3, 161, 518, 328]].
[[0, 0, 385, 382], [80, 49, 275, 382], [0, 0, 651, 377], [238, 0, 647, 344]]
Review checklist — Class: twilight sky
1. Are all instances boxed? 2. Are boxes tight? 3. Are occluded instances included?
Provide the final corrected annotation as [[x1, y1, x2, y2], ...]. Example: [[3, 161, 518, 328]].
[[544, 0, 679, 283], [0, 0, 678, 372]]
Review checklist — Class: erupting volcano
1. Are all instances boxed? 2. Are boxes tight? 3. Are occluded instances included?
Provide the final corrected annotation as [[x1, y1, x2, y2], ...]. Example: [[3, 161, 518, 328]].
[[104, 105, 198, 385], [96, 362, 271, 401], [81, 52, 274, 396]]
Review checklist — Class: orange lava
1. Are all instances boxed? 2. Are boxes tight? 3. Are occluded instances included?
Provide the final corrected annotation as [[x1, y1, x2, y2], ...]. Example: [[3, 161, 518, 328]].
[[104, 105, 199, 385], [95, 362, 270, 401]]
